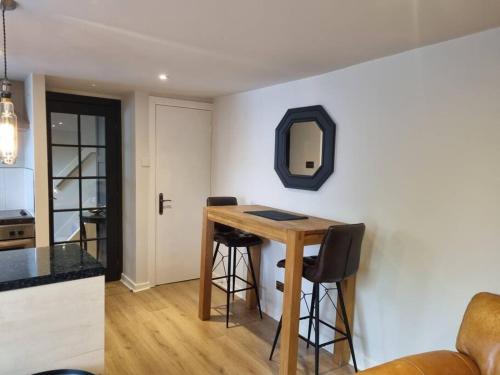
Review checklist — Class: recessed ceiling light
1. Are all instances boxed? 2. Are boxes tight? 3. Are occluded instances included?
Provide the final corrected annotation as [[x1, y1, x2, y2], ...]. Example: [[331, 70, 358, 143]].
[[58, 122, 63, 125], [51, 124, 56, 128], [158, 73, 168, 81], [91, 83, 96, 87]]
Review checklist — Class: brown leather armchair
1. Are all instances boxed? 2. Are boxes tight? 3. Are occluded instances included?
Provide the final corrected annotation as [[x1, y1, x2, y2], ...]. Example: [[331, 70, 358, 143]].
[[361, 292, 500, 375]]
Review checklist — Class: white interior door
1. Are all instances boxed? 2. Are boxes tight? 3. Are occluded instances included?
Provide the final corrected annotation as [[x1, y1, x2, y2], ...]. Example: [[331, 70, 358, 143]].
[[155, 104, 211, 285]]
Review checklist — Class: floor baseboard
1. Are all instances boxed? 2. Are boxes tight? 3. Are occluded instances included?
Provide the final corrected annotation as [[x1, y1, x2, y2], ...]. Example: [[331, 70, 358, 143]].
[[120, 273, 151, 293]]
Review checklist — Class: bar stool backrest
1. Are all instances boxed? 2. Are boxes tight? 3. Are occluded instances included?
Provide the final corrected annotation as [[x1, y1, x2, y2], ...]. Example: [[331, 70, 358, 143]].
[[308, 223, 365, 283], [206, 196, 238, 234]]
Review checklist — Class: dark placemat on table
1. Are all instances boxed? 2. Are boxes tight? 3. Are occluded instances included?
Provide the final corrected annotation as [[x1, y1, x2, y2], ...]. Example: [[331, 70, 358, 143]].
[[244, 210, 308, 221]]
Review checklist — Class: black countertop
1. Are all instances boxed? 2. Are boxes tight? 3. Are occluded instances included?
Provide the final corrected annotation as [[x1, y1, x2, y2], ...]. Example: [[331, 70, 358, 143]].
[[0, 244, 105, 292]]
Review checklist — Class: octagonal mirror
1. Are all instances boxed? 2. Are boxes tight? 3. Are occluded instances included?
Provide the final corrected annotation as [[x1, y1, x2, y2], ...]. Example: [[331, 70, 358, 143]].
[[275, 105, 336, 191]]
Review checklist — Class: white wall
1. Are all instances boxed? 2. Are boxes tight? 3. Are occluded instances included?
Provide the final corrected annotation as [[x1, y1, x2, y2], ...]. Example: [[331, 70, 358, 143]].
[[0, 168, 33, 210], [121, 91, 151, 290], [24, 74, 48, 246], [211, 28, 500, 369]]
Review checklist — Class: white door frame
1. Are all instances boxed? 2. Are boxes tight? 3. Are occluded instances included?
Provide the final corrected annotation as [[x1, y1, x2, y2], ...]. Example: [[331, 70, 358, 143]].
[[147, 96, 213, 287]]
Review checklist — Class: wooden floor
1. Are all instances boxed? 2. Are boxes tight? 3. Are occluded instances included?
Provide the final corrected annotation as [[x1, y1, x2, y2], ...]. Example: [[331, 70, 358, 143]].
[[105, 280, 354, 375]]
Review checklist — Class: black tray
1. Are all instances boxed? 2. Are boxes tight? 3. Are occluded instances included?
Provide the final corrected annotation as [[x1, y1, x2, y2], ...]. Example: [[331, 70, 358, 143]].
[[244, 210, 308, 221]]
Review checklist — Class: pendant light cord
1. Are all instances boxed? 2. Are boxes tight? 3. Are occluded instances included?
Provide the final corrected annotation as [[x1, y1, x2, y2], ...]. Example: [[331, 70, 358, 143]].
[[2, 5, 7, 80]]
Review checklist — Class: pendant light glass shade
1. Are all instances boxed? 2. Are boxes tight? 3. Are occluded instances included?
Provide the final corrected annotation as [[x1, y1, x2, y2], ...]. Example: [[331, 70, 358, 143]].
[[0, 1, 18, 165], [0, 97, 17, 164]]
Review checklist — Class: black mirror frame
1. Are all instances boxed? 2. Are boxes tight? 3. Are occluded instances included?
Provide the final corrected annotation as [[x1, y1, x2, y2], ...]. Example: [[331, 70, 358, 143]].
[[274, 105, 336, 191]]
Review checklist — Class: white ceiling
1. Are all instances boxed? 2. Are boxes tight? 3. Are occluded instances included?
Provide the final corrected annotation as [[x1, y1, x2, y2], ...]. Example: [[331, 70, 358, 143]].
[[6, 0, 500, 99]]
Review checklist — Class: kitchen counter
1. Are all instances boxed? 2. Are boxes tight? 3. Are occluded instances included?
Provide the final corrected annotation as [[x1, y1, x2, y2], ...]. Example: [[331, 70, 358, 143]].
[[0, 243, 104, 292], [0, 244, 105, 374]]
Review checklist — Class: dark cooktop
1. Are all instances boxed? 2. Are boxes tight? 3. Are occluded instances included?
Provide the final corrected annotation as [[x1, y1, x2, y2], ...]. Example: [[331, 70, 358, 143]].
[[0, 209, 35, 225]]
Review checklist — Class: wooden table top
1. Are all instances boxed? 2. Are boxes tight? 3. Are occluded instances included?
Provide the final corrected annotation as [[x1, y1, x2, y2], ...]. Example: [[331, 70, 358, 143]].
[[206, 205, 345, 245]]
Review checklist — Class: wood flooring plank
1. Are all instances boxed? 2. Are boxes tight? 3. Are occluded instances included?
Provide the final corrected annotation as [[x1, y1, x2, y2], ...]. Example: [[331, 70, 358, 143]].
[[105, 280, 354, 375]]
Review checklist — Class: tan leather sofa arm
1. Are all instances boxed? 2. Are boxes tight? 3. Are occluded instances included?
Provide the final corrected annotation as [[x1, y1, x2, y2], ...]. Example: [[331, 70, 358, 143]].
[[360, 350, 480, 375], [456, 292, 500, 375]]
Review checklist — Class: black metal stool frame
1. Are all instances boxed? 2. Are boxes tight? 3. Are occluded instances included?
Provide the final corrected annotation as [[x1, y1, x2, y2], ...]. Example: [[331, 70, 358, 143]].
[[269, 282, 357, 373], [211, 242, 263, 327]]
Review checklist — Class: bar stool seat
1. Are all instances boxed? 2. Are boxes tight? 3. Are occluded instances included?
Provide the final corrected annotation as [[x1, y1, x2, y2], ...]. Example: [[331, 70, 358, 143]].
[[277, 256, 316, 271], [215, 230, 262, 248]]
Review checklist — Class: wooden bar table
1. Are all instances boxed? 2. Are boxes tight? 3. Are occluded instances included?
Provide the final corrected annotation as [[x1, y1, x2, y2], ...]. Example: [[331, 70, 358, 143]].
[[198, 205, 356, 375]]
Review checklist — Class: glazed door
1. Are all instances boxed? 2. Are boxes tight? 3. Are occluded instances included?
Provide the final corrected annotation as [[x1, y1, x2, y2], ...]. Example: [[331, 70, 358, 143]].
[[46, 92, 122, 281]]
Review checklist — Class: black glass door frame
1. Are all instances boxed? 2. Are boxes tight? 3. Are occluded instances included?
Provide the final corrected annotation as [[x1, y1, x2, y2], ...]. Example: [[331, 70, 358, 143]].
[[46, 92, 122, 281]]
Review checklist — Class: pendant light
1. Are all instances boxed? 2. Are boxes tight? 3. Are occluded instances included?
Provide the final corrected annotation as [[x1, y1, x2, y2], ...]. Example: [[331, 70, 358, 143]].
[[0, 0, 17, 165]]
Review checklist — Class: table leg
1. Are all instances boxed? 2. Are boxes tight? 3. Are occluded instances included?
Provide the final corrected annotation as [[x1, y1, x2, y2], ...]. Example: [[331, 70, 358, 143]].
[[279, 231, 304, 375], [332, 275, 357, 366], [245, 244, 261, 309], [198, 208, 214, 320]]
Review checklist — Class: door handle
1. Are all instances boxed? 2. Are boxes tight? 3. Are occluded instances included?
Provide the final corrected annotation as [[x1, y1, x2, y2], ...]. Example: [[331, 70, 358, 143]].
[[159, 193, 172, 215]]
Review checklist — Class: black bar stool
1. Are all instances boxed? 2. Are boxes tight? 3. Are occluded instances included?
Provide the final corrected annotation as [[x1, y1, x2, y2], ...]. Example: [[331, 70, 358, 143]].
[[269, 223, 365, 374], [207, 197, 263, 327]]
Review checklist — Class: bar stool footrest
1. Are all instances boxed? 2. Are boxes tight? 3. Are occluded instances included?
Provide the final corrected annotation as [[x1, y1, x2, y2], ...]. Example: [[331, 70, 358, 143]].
[[298, 315, 348, 336], [297, 333, 347, 348], [211, 281, 257, 294]]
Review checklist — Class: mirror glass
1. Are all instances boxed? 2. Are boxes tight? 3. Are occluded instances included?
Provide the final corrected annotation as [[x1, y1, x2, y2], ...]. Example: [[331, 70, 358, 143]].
[[287, 121, 323, 176]]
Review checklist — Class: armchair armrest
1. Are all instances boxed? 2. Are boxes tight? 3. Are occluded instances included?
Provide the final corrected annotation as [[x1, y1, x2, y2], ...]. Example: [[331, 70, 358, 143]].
[[361, 350, 480, 375]]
